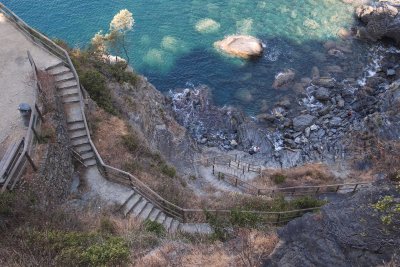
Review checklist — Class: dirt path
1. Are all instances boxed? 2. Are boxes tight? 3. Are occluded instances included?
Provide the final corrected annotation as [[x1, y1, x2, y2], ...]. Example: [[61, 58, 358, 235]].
[[0, 13, 60, 157]]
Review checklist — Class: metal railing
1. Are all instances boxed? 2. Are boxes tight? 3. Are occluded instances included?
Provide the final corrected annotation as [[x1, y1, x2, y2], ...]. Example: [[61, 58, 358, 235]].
[[0, 51, 44, 192], [0, 3, 348, 225]]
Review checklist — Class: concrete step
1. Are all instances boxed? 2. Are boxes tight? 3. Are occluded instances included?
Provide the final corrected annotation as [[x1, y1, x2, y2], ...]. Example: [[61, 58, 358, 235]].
[[123, 193, 142, 216], [139, 203, 154, 220], [148, 208, 161, 222], [62, 95, 81, 104], [71, 136, 89, 147], [84, 158, 97, 166], [55, 76, 75, 83], [57, 80, 78, 89], [81, 151, 95, 160], [68, 120, 85, 131], [155, 212, 166, 225], [169, 219, 180, 233], [69, 129, 87, 139], [163, 217, 173, 231], [51, 69, 71, 77], [58, 84, 79, 91], [74, 144, 92, 154], [132, 198, 148, 217], [45, 61, 66, 71], [60, 87, 79, 97]]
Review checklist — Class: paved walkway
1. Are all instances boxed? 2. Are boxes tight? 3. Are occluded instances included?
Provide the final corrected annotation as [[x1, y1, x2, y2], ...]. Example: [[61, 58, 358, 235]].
[[0, 13, 60, 157]]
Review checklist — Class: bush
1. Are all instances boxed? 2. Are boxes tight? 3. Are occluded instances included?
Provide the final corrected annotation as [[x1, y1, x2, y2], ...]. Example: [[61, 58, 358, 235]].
[[271, 173, 286, 184], [121, 134, 140, 153], [80, 70, 116, 114], [292, 196, 326, 210], [230, 209, 261, 228], [160, 164, 176, 178], [143, 219, 166, 237], [108, 62, 139, 85], [27, 230, 129, 266]]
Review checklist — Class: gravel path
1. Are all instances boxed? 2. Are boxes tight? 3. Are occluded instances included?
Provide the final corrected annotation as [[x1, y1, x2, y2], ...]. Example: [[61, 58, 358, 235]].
[[0, 13, 60, 157]]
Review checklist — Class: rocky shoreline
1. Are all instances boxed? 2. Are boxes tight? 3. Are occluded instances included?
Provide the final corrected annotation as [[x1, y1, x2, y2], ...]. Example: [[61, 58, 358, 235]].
[[170, 1, 400, 169]]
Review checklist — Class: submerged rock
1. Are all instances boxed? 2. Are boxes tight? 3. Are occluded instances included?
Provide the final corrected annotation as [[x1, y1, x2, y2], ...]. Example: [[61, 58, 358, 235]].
[[214, 35, 264, 58], [273, 69, 296, 89]]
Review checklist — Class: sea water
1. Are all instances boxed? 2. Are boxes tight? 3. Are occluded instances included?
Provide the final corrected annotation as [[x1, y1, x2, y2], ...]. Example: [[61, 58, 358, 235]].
[[3, 0, 370, 114]]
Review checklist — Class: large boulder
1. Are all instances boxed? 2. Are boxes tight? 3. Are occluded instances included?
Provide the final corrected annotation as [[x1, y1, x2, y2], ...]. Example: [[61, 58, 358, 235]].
[[292, 114, 316, 131], [356, 2, 400, 44], [214, 35, 264, 58]]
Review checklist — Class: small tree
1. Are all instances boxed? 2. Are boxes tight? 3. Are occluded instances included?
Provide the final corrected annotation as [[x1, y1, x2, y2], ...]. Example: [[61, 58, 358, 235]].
[[91, 9, 134, 63]]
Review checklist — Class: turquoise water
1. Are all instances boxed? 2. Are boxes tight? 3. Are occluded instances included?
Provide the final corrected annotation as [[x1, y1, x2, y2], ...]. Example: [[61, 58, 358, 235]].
[[3, 0, 369, 114]]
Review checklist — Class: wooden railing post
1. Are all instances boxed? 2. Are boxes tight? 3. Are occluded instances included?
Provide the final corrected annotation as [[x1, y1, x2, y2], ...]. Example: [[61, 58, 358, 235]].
[[352, 184, 359, 193], [336, 185, 340, 192], [35, 104, 44, 123], [25, 151, 37, 171]]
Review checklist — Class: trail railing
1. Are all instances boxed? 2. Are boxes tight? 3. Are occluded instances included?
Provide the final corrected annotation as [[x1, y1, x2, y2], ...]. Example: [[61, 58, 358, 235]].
[[0, 51, 44, 192], [213, 169, 370, 197], [0, 3, 355, 225]]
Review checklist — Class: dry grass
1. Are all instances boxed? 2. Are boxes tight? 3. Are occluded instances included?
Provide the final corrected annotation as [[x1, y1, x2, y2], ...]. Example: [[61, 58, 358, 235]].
[[135, 229, 278, 267], [253, 163, 337, 189]]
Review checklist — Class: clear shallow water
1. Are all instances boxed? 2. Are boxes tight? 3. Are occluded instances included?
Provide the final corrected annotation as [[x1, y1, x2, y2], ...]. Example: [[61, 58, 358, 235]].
[[3, 0, 369, 114]]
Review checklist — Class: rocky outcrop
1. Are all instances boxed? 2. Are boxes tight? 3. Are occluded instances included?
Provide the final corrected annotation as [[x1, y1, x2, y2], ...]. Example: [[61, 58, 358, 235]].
[[272, 69, 296, 89], [108, 76, 198, 174], [356, 1, 400, 44], [265, 182, 400, 266], [214, 35, 264, 58]]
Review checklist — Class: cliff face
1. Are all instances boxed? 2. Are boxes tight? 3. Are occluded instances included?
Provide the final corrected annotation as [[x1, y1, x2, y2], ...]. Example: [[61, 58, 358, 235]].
[[265, 181, 400, 266], [108, 76, 198, 174]]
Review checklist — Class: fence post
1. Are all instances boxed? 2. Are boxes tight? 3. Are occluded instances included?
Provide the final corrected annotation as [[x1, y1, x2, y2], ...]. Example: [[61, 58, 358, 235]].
[[31, 123, 39, 141], [25, 151, 37, 171], [248, 164, 250, 172], [257, 189, 260, 196], [235, 178, 238, 187], [212, 165, 215, 175], [352, 184, 359, 193], [242, 166, 245, 175], [276, 213, 281, 224], [315, 187, 320, 194], [35, 104, 44, 122], [235, 154, 238, 161], [336, 185, 340, 192]]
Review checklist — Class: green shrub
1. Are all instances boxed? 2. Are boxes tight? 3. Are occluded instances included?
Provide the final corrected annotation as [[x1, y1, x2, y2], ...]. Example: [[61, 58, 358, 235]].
[[205, 210, 230, 242], [122, 161, 142, 174], [160, 164, 176, 178], [143, 219, 166, 237], [292, 196, 326, 210], [230, 209, 261, 227], [27, 230, 129, 266], [108, 62, 139, 85], [121, 134, 140, 152], [271, 173, 286, 184], [80, 70, 116, 114]]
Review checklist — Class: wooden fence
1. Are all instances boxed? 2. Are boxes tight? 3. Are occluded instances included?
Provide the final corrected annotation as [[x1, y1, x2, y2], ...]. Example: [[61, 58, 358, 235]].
[[0, 52, 44, 192]]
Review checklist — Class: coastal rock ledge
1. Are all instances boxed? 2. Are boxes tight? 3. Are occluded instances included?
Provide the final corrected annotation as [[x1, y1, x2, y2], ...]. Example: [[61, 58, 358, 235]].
[[214, 35, 264, 58]]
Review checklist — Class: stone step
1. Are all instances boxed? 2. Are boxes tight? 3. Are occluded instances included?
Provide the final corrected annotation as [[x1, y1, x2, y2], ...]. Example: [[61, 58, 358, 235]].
[[52, 69, 71, 76], [74, 144, 92, 154], [69, 129, 87, 139], [58, 84, 79, 91], [55, 76, 75, 83], [57, 80, 78, 89], [123, 193, 142, 216], [138, 203, 154, 220], [155, 212, 166, 225], [62, 95, 80, 104], [67, 120, 85, 131], [148, 208, 161, 222], [71, 136, 89, 147], [169, 219, 180, 233], [84, 158, 97, 166], [163, 217, 173, 231], [81, 151, 95, 160], [132, 198, 148, 217], [60, 87, 79, 97], [45, 61, 66, 71]]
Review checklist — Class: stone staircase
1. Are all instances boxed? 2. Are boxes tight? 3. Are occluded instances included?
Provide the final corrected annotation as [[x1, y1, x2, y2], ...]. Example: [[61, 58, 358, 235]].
[[120, 191, 181, 232], [46, 62, 96, 167]]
